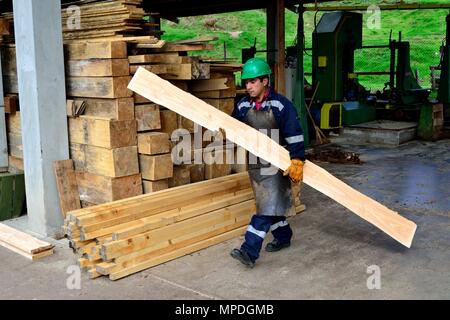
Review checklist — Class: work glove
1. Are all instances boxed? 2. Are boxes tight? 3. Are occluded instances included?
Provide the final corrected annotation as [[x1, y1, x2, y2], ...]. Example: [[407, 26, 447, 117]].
[[283, 159, 304, 184]]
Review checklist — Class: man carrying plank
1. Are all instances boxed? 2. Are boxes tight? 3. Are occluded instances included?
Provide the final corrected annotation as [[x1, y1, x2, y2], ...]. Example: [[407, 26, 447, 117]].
[[229, 58, 306, 268]]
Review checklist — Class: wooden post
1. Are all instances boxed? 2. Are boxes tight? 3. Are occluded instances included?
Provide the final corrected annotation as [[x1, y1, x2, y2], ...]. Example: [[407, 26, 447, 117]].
[[267, 0, 286, 95]]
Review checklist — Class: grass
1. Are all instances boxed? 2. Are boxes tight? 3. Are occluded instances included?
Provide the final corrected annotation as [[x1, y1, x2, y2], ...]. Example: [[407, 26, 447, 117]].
[[160, 0, 449, 91]]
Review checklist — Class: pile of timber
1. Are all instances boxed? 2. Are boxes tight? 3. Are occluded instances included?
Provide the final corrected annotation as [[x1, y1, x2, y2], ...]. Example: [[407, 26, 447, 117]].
[[128, 38, 243, 191], [64, 41, 143, 207], [0, 0, 162, 43], [63, 172, 304, 280], [0, 223, 54, 260], [61, 0, 148, 40]]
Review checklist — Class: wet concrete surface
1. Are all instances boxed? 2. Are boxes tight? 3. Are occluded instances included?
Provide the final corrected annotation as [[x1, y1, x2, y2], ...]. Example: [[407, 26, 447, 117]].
[[0, 139, 449, 299]]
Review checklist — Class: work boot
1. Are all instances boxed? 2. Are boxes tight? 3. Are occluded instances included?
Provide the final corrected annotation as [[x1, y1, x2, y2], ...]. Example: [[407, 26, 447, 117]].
[[230, 248, 255, 268], [265, 239, 291, 252]]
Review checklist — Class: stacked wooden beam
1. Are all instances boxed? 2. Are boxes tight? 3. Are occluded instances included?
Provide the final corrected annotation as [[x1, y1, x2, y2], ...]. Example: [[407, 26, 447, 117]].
[[0, 223, 54, 260], [64, 172, 305, 280], [64, 41, 142, 207], [128, 40, 244, 187]]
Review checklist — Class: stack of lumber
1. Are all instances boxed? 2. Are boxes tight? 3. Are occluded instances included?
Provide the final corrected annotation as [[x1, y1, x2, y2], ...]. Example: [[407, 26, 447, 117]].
[[128, 38, 243, 187], [63, 172, 305, 280], [135, 98, 173, 193], [0, 0, 163, 43], [64, 41, 142, 207], [61, 0, 147, 40], [0, 223, 54, 260]]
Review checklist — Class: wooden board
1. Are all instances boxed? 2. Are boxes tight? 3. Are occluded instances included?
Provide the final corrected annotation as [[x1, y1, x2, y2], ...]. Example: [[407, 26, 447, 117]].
[[0, 223, 54, 257], [53, 160, 81, 217], [137, 132, 170, 155], [69, 98, 135, 120], [144, 43, 214, 52], [68, 116, 137, 149], [128, 68, 417, 248], [66, 59, 130, 77], [142, 179, 169, 194], [130, 63, 210, 80], [64, 41, 127, 60], [66, 76, 132, 98], [70, 143, 139, 178], [189, 78, 229, 92], [76, 171, 142, 205], [159, 109, 178, 136], [134, 104, 161, 131], [128, 53, 187, 64], [139, 154, 173, 181]]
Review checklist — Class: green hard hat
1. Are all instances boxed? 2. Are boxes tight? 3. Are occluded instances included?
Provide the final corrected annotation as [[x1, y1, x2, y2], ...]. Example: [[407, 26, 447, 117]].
[[241, 57, 272, 80]]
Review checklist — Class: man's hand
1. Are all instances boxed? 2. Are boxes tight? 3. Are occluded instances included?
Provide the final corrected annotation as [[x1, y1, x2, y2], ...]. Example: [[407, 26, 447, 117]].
[[283, 159, 304, 184]]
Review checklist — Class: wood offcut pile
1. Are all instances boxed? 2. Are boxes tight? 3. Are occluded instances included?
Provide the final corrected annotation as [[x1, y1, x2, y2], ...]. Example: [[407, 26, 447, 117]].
[[63, 172, 305, 280]]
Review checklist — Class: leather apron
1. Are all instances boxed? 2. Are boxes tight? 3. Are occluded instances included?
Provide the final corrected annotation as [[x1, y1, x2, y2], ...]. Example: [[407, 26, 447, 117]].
[[244, 105, 295, 216]]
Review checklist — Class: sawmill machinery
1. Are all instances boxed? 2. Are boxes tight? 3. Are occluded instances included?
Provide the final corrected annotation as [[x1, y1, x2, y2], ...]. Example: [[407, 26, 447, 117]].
[[306, 10, 432, 132]]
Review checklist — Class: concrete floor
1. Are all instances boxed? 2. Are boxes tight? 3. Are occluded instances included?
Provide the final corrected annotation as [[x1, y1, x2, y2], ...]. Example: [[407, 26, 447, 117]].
[[1, 139, 449, 300]]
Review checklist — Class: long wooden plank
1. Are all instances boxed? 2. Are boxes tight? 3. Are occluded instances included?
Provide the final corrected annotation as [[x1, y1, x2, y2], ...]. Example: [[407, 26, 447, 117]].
[[128, 68, 417, 248], [0, 223, 54, 255], [53, 160, 81, 217]]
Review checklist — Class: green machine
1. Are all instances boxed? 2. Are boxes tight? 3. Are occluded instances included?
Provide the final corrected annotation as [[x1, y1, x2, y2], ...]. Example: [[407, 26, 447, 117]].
[[311, 11, 376, 128], [309, 11, 432, 131]]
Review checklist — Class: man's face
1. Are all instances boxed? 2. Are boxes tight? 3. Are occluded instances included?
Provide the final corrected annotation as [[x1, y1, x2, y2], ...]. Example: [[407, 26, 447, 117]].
[[245, 77, 268, 99]]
